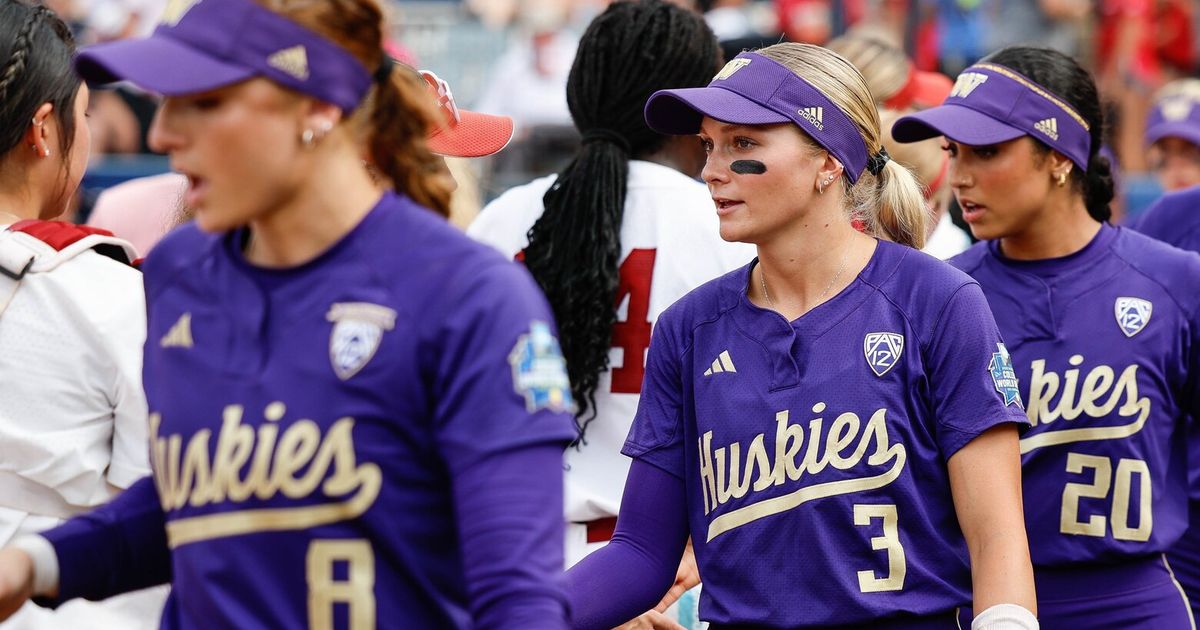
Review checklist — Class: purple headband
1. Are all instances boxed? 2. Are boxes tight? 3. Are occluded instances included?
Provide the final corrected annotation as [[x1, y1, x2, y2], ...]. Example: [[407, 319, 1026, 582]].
[[891, 63, 1091, 171], [74, 0, 372, 112], [644, 52, 873, 184], [1145, 89, 1200, 149]]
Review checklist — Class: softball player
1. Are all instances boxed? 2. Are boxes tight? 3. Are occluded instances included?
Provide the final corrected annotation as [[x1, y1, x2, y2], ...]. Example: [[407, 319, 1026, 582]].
[[470, 0, 751, 570], [894, 46, 1200, 628], [1130, 186, 1200, 615], [0, 2, 166, 628], [0, 1, 577, 628], [562, 43, 1037, 630], [1144, 79, 1200, 194]]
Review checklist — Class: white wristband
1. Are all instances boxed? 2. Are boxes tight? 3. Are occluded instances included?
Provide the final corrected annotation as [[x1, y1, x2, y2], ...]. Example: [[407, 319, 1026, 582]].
[[8, 535, 59, 597], [971, 603, 1039, 630]]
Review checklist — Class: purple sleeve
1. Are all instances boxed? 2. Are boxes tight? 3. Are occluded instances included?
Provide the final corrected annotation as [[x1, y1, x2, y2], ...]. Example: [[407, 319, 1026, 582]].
[[430, 260, 578, 471], [927, 283, 1031, 460], [455, 443, 569, 628], [39, 476, 171, 604], [560, 460, 690, 630], [430, 260, 576, 627]]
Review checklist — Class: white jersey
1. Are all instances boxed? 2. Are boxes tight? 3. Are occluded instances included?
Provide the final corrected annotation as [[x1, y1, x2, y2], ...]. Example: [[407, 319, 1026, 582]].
[[469, 160, 754, 550], [0, 223, 166, 629]]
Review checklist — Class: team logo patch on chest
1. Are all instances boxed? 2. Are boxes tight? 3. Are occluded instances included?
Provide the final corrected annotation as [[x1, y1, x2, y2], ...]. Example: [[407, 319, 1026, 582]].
[[1114, 297, 1152, 337], [326, 303, 397, 381], [509, 321, 573, 413], [863, 332, 904, 377]]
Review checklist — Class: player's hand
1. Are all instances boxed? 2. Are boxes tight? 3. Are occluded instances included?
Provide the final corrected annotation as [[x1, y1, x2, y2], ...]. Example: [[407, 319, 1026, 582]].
[[612, 609, 686, 630], [653, 537, 699, 612], [0, 547, 35, 620]]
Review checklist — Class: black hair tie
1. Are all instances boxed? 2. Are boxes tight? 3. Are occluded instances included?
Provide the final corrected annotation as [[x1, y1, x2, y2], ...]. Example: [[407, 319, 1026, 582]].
[[373, 55, 395, 83], [866, 147, 890, 176], [581, 128, 631, 153]]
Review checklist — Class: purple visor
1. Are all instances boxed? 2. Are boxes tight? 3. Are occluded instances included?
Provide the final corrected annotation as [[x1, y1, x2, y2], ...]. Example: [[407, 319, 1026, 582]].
[[1145, 91, 1200, 149], [644, 52, 870, 184], [892, 63, 1091, 171], [74, 0, 372, 112]]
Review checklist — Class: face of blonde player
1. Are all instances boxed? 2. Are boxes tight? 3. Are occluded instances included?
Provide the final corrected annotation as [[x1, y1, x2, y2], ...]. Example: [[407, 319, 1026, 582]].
[[698, 117, 825, 244], [44, 84, 91, 219], [1149, 136, 1200, 192], [148, 78, 312, 232], [946, 136, 1057, 242]]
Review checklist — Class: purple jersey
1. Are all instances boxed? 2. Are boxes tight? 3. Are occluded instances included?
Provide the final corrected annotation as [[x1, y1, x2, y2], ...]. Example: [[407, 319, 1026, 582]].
[[133, 193, 577, 628], [624, 241, 1028, 627], [950, 225, 1200, 567], [1132, 186, 1200, 256]]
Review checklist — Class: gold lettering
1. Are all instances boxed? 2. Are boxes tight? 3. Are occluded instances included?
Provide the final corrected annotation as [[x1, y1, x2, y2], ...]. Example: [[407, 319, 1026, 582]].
[[150, 403, 383, 548], [1027, 359, 1060, 426], [715, 443, 751, 503], [1020, 361, 1151, 454], [698, 431, 716, 514], [210, 405, 254, 502], [748, 435, 775, 492], [1080, 364, 1117, 417], [179, 430, 214, 508], [277, 420, 323, 498], [800, 417, 830, 475], [698, 403, 907, 539], [827, 412, 861, 470]]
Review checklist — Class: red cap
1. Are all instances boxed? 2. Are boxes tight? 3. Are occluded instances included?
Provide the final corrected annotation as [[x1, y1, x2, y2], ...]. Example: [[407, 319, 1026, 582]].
[[884, 68, 953, 111], [421, 70, 515, 158]]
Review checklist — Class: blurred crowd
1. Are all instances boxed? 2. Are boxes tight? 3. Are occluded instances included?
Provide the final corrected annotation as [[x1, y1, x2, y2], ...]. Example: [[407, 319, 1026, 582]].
[[52, 0, 1200, 230]]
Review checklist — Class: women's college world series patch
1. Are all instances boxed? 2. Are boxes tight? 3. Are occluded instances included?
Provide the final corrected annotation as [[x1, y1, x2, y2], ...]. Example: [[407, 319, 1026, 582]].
[[989, 342, 1023, 408], [509, 321, 574, 413]]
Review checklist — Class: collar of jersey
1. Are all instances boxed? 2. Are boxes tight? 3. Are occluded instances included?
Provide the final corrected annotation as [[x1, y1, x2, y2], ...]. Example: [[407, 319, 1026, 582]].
[[720, 242, 892, 390], [986, 223, 1117, 278]]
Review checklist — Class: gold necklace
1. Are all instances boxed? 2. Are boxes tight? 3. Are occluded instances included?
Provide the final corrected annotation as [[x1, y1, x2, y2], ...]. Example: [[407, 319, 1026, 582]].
[[759, 248, 851, 311]]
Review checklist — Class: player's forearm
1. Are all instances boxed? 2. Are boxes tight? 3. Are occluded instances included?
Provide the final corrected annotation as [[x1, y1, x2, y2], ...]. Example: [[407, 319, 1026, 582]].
[[948, 425, 1037, 615], [454, 442, 570, 629], [967, 531, 1037, 614], [561, 459, 689, 630], [39, 476, 171, 605]]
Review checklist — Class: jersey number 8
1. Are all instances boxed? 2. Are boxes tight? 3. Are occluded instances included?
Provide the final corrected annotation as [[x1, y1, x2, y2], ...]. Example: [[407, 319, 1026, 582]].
[[307, 539, 375, 629]]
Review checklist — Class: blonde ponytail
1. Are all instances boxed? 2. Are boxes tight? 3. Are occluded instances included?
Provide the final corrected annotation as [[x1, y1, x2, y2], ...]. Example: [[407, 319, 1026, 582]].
[[850, 158, 928, 249], [756, 43, 929, 248]]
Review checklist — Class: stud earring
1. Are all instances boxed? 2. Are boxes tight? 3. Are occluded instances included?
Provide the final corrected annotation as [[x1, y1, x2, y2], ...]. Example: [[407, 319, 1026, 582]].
[[1055, 171, 1068, 187], [301, 128, 315, 147]]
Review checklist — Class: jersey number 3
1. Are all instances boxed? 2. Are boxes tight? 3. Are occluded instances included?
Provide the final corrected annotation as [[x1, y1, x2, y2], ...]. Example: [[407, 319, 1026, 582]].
[[610, 249, 656, 394]]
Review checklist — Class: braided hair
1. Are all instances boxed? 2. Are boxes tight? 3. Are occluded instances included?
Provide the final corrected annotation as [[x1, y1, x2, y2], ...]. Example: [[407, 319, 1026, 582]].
[[522, 0, 719, 442], [0, 0, 80, 159], [984, 47, 1114, 222]]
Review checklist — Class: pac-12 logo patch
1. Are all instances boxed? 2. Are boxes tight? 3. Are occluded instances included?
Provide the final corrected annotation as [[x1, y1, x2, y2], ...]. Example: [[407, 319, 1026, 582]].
[[509, 321, 574, 413], [989, 343, 1023, 408], [1115, 297, 1152, 338], [326, 302, 397, 381], [864, 332, 904, 377]]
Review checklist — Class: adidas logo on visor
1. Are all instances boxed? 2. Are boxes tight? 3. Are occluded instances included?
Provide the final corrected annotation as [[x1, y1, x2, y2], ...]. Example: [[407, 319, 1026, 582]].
[[1033, 117, 1059, 141], [267, 45, 310, 81], [798, 107, 824, 131]]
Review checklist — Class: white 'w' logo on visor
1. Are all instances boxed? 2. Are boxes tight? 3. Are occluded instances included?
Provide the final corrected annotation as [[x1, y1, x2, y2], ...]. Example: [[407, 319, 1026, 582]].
[[950, 72, 988, 98]]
